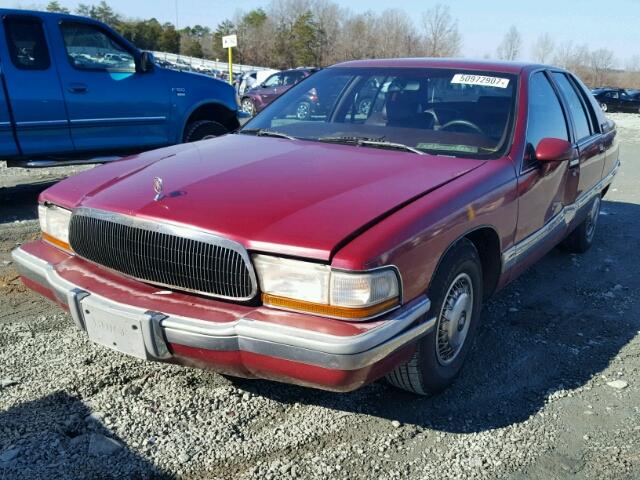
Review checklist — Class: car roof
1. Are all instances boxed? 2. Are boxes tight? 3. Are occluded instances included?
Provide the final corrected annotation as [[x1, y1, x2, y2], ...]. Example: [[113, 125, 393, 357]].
[[0, 8, 88, 21], [331, 58, 551, 75]]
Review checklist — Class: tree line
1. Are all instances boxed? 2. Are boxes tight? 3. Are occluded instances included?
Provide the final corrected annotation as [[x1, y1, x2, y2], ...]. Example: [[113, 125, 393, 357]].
[[44, 0, 637, 87]]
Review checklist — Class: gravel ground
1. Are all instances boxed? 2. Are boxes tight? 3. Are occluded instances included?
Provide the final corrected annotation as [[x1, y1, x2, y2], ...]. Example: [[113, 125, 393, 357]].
[[1, 114, 639, 479]]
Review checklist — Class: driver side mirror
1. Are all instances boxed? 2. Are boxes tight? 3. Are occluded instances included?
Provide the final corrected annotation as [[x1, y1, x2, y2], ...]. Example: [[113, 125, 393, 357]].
[[139, 51, 154, 73], [535, 138, 574, 163]]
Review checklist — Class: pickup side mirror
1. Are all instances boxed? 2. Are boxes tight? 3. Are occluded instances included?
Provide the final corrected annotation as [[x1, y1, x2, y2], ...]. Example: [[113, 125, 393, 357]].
[[535, 138, 574, 163], [139, 51, 155, 73]]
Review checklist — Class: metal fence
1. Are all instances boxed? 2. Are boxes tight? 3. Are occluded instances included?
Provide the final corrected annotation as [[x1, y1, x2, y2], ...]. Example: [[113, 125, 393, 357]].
[[151, 51, 270, 74]]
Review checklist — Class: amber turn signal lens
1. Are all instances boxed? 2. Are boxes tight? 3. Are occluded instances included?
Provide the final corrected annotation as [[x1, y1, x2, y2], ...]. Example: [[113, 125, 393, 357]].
[[42, 232, 71, 252], [262, 294, 399, 320]]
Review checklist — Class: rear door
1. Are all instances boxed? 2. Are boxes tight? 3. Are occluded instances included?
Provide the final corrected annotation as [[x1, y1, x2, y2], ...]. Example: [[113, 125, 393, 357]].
[[52, 19, 171, 152], [0, 14, 73, 156], [550, 71, 605, 198]]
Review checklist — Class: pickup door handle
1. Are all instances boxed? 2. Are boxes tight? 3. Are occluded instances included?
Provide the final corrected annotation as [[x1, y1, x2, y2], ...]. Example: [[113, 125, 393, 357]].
[[67, 83, 88, 93]]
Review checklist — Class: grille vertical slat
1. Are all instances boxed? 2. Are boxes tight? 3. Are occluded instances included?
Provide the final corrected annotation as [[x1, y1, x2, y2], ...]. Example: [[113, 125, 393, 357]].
[[69, 213, 255, 300]]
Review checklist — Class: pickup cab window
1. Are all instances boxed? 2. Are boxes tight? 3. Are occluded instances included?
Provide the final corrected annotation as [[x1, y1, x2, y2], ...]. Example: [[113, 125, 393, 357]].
[[60, 22, 135, 73], [3, 16, 50, 70], [525, 72, 569, 169], [552, 72, 592, 142]]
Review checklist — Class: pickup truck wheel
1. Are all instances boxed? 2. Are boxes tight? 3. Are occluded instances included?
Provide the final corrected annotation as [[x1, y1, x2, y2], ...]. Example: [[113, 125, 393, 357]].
[[386, 239, 483, 396], [184, 120, 228, 142], [561, 195, 601, 253]]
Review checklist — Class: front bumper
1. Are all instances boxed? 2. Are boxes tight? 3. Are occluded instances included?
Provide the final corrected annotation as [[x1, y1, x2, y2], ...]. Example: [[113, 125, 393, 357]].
[[12, 242, 433, 391]]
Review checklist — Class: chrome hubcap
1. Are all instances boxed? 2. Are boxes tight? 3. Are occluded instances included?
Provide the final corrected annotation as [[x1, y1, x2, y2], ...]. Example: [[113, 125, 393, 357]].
[[585, 196, 601, 242], [436, 273, 474, 366], [242, 100, 254, 114], [601, 103, 607, 112], [297, 103, 310, 119]]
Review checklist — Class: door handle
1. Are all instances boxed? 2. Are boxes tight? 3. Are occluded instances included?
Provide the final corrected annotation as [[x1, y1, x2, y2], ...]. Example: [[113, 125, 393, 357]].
[[598, 143, 606, 153], [67, 83, 88, 93]]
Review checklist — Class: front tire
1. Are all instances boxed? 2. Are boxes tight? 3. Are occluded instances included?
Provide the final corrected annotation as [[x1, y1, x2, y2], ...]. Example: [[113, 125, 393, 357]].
[[183, 120, 228, 142], [241, 98, 256, 116], [386, 239, 483, 396], [561, 195, 601, 253], [600, 102, 608, 112]]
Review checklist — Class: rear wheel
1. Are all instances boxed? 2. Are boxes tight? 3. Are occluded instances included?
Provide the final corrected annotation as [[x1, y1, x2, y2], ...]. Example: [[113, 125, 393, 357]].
[[561, 195, 601, 253], [183, 120, 228, 142], [600, 102, 608, 112], [386, 239, 483, 396]]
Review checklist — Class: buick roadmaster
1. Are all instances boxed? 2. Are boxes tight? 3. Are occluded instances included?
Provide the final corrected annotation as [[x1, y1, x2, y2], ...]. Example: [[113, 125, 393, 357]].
[[13, 59, 620, 395]]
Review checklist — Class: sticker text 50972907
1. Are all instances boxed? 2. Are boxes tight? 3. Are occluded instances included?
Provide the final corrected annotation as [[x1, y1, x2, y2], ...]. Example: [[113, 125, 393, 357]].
[[451, 74, 510, 89]]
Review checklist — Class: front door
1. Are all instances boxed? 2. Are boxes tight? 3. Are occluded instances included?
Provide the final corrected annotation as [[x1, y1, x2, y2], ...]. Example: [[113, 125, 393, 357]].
[[51, 19, 171, 153], [0, 14, 73, 156], [512, 71, 578, 270]]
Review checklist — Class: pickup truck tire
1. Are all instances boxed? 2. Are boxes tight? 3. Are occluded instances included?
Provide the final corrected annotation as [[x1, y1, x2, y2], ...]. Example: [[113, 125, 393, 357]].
[[386, 239, 483, 396], [561, 195, 601, 254], [184, 120, 228, 142]]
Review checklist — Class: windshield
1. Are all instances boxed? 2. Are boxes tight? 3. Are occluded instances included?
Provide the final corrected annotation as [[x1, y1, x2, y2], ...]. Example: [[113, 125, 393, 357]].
[[241, 67, 518, 159]]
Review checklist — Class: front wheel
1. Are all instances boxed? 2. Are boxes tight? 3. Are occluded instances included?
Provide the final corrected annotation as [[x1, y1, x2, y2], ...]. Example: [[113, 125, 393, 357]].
[[183, 120, 228, 142], [600, 102, 608, 112], [561, 195, 601, 253], [241, 98, 256, 116], [386, 239, 483, 396], [296, 101, 311, 120]]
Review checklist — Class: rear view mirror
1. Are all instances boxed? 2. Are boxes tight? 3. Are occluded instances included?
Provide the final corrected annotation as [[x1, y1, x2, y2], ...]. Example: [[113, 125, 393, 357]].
[[535, 138, 574, 162]]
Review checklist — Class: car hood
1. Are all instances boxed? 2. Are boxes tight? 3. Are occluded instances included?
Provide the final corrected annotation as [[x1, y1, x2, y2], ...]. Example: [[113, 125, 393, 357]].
[[43, 135, 485, 260]]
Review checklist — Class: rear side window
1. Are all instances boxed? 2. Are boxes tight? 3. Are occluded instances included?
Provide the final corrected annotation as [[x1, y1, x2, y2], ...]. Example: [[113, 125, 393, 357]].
[[552, 72, 592, 141], [526, 72, 569, 167], [3, 16, 50, 70], [60, 22, 135, 72]]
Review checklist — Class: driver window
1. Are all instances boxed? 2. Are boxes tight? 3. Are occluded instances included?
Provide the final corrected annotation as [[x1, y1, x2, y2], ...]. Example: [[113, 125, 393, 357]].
[[525, 72, 569, 170], [60, 22, 135, 72]]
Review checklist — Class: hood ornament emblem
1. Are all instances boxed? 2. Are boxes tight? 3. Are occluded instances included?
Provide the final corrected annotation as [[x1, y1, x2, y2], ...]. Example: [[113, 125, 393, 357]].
[[153, 177, 164, 201]]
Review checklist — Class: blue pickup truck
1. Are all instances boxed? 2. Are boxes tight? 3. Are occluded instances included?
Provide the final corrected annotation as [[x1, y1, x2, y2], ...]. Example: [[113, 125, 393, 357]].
[[0, 9, 241, 167]]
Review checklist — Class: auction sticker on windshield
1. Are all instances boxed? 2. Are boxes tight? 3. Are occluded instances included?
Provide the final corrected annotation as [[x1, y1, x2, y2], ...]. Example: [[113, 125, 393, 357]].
[[451, 74, 510, 89]]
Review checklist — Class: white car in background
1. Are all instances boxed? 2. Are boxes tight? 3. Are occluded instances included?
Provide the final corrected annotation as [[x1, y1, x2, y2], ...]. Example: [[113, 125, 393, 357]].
[[239, 69, 279, 95]]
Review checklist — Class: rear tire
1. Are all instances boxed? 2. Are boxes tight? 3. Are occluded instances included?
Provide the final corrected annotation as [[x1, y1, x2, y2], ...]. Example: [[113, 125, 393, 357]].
[[183, 120, 228, 142], [600, 103, 608, 112], [561, 195, 601, 253], [386, 239, 483, 396]]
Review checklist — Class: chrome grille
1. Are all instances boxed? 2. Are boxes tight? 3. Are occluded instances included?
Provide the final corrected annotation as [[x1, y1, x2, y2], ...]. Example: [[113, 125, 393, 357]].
[[68, 208, 256, 300]]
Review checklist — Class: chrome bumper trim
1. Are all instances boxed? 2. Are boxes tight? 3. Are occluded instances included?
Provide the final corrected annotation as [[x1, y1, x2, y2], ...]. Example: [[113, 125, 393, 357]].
[[11, 247, 432, 370]]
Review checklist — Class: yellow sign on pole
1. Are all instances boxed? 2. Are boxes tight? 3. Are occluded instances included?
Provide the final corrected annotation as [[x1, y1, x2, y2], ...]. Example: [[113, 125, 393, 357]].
[[222, 34, 237, 85]]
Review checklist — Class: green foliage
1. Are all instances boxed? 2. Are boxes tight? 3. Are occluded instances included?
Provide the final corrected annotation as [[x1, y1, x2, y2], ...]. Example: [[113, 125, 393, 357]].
[[158, 24, 181, 54], [46, 1, 69, 13], [291, 11, 320, 67], [182, 38, 204, 58]]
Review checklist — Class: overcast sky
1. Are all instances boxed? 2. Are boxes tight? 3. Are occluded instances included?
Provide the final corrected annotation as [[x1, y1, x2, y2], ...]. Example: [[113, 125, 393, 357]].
[[8, 0, 639, 64]]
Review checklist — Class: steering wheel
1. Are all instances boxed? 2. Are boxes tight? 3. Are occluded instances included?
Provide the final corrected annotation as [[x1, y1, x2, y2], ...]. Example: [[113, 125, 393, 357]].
[[440, 120, 484, 135]]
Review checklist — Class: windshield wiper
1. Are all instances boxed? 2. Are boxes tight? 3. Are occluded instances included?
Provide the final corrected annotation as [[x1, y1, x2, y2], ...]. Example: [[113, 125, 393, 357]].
[[241, 128, 296, 140], [318, 135, 424, 155]]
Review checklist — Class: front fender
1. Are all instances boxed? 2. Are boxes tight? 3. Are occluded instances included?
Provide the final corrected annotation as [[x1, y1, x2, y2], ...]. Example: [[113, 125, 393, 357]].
[[330, 160, 518, 302]]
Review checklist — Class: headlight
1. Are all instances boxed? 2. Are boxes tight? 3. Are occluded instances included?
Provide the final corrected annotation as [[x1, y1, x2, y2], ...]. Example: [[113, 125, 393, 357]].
[[253, 254, 400, 320], [38, 204, 72, 251]]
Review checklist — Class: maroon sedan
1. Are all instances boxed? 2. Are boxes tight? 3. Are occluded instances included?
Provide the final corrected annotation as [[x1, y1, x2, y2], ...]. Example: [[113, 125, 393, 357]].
[[240, 67, 318, 117], [13, 59, 619, 395]]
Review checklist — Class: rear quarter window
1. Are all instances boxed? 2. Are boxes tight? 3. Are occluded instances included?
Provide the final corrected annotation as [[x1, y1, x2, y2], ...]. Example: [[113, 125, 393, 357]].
[[3, 16, 50, 70]]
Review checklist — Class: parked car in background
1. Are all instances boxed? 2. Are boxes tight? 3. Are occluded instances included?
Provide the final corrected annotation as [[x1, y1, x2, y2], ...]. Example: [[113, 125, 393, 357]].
[[592, 87, 640, 113], [240, 67, 319, 116], [238, 69, 279, 95], [14, 59, 619, 395], [0, 9, 241, 167]]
